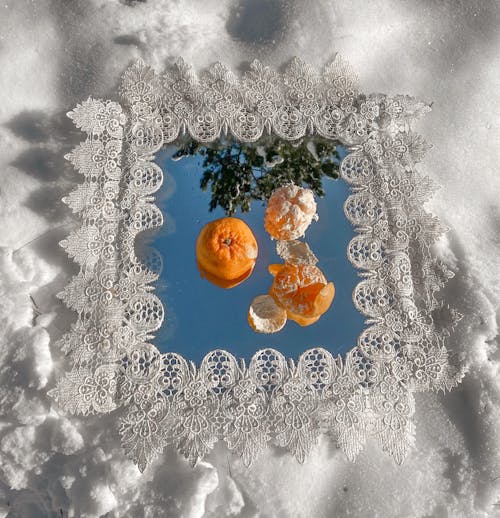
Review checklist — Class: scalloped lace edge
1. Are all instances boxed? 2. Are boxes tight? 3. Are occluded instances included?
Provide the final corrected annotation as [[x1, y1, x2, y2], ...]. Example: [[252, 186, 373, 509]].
[[48, 55, 464, 472]]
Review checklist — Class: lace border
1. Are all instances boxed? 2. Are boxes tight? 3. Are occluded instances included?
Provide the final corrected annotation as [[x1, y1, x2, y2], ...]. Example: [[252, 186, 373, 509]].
[[48, 56, 463, 471]]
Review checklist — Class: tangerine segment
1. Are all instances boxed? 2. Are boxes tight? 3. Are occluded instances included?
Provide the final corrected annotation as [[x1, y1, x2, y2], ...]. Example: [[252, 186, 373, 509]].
[[248, 294, 287, 334], [269, 263, 335, 319], [196, 217, 258, 288], [264, 184, 317, 241]]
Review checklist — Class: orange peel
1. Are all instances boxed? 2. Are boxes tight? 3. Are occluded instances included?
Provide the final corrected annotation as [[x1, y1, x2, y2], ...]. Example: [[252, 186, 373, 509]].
[[276, 239, 318, 266], [247, 294, 287, 334]]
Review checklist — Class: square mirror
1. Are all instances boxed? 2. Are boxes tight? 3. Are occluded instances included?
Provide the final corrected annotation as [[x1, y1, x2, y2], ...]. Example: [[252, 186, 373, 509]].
[[146, 138, 364, 362]]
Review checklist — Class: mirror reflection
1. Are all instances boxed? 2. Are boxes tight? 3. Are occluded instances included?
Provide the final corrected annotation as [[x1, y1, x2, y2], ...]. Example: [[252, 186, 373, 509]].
[[147, 138, 365, 362]]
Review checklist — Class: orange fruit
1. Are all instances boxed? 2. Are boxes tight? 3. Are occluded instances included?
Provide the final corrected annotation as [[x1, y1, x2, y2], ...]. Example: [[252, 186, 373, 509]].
[[268, 263, 335, 326], [196, 217, 258, 289], [247, 294, 287, 334], [264, 184, 318, 241]]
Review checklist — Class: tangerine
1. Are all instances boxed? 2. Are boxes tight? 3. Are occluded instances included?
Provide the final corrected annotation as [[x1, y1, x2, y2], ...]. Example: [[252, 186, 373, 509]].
[[264, 184, 317, 241], [268, 263, 335, 326], [196, 217, 258, 289]]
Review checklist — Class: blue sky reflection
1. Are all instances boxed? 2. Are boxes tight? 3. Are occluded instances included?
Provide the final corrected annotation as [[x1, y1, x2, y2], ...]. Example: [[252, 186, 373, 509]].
[[151, 146, 365, 363]]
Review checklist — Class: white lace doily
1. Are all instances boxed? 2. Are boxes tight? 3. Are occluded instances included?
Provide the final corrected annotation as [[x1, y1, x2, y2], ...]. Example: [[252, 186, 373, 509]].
[[48, 56, 463, 472]]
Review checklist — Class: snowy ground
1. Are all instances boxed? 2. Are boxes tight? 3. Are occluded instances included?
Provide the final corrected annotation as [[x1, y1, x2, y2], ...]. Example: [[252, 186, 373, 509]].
[[0, 1, 499, 516]]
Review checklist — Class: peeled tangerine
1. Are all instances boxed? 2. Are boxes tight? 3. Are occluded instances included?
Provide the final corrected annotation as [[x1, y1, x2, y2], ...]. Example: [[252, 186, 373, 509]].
[[268, 263, 335, 326], [248, 294, 288, 334], [264, 184, 318, 241], [196, 217, 258, 289]]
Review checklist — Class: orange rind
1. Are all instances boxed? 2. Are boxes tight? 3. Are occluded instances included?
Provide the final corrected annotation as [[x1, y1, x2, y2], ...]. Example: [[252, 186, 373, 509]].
[[285, 311, 321, 327], [247, 294, 288, 334], [276, 239, 318, 266]]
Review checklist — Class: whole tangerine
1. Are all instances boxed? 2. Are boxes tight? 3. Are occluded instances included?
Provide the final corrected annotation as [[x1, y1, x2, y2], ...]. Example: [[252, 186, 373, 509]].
[[196, 217, 258, 289]]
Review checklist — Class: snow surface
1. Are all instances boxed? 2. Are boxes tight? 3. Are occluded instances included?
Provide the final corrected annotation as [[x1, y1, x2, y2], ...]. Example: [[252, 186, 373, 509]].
[[0, 0, 499, 516]]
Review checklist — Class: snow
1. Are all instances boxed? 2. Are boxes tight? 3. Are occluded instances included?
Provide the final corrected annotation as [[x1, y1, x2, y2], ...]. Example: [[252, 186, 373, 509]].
[[0, 0, 499, 516]]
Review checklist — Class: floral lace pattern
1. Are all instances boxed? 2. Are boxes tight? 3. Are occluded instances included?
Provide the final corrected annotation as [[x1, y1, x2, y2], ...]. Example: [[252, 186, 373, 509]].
[[48, 56, 463, 472]]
